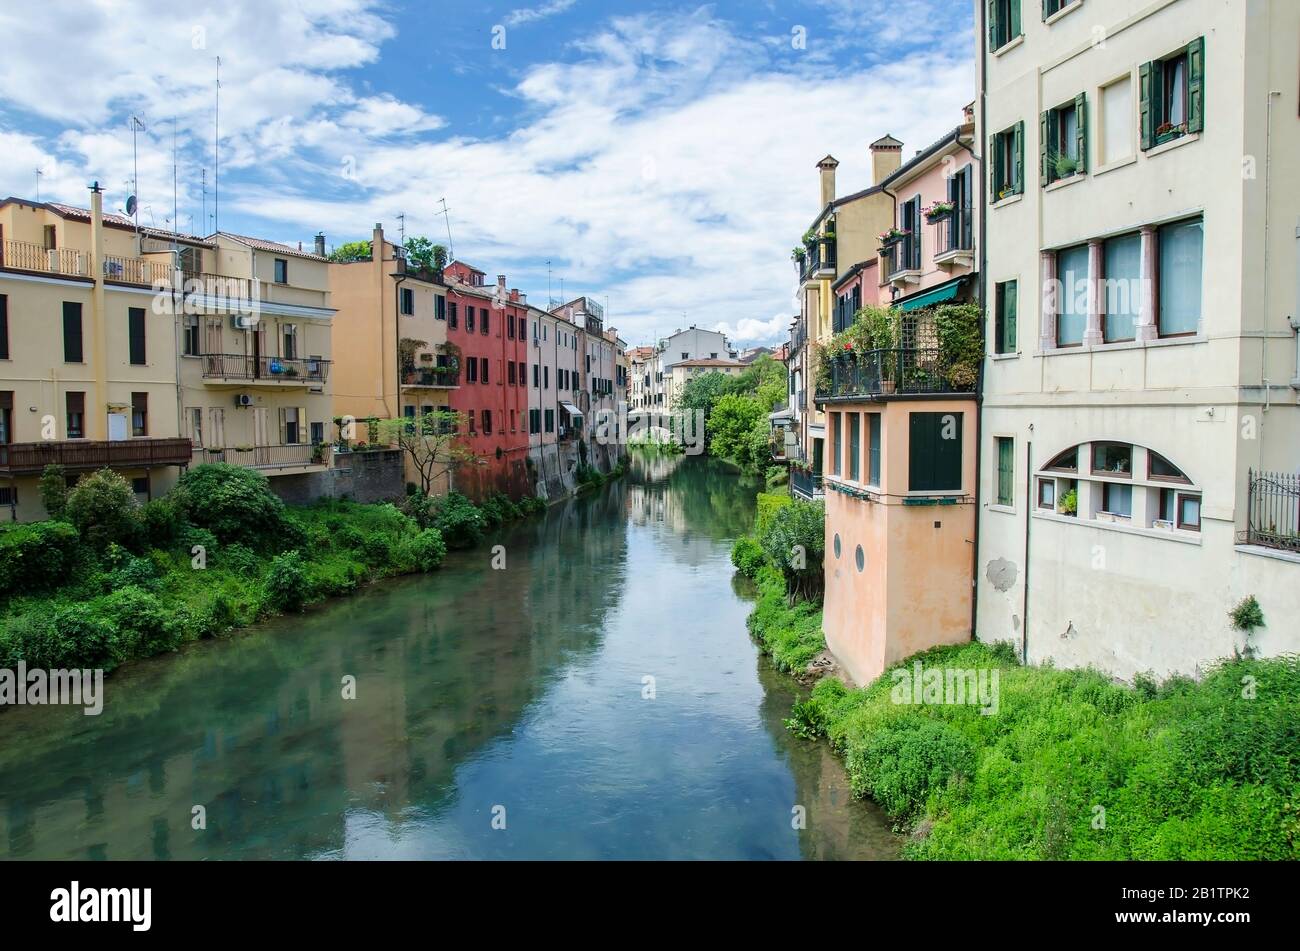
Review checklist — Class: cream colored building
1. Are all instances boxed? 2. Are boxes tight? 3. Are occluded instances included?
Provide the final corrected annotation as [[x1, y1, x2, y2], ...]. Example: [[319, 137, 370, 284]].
[[666, 358, 745, 407], [975, 0, 1300, 678], [0, 185, 335, 522]]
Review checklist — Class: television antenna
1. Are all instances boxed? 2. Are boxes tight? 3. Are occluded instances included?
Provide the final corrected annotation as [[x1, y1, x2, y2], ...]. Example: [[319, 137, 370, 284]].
[[436, 197, 454, 261], [34, 167, 43, 201], [129, 115, 146, 236]]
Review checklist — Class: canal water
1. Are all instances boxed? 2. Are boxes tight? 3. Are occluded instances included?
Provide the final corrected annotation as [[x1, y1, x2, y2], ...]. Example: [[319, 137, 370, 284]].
[[0, 455, 898, 860]]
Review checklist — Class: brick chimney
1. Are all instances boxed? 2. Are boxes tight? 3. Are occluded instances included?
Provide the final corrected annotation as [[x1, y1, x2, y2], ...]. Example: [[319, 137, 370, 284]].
[[817, 155, 838, 207], [870, 135, 903, 185], [314, 232, 326, 257]]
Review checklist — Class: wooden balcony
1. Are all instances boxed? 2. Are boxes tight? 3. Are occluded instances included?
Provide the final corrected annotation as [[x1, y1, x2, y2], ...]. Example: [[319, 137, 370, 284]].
[[0, 438, 193, 475]]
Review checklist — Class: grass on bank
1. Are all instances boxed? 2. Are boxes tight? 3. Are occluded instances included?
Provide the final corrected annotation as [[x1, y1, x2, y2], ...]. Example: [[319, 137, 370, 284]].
[[731, 491, 1300, 860], [0, 463, 554, 676]]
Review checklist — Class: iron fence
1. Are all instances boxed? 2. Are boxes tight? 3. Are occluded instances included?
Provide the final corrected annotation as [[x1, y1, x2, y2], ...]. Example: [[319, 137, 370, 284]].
[[1245, 469, 1300, 552]]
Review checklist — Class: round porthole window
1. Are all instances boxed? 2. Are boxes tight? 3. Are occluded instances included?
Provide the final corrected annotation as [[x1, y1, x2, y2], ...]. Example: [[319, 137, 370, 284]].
[[855, 545, 865, 572], [833, 533, 842, 558]]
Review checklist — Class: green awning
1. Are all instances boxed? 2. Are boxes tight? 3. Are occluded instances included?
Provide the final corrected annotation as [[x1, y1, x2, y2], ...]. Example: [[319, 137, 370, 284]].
[[895, 277, 964, 312]]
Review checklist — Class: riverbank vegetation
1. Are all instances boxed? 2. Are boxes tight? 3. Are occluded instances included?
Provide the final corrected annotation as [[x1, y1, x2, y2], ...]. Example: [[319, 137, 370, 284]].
[[0, 463, 545, 675], [733, 490, 1300, 859], [678, 355, 787, 472]]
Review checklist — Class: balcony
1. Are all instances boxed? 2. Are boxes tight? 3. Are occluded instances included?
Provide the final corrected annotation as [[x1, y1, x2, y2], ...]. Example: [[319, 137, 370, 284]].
[[1, 240, 90, 279], [790, 465, 824, 501], [932, 203, 975, 268], [816, 347, 979, 401], [1243, 470, 1300, 553], [402, 366, 460, 388], [796, 236, 837, 283], [0, 437, 192, 475], [788, 322, 808, 356], [201, 353, 330, 386], [197, 443, 326, 471], [881, 237, 921, 288], [102, 255, 172, 285]]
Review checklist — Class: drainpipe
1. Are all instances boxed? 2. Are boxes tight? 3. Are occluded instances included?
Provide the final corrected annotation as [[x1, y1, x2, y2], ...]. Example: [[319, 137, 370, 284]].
[[973, 0, 991, 648]]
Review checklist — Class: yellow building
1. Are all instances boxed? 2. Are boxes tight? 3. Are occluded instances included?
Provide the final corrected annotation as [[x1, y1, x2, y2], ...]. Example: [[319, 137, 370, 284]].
[[667, 358, 745, 407], [0, 185, 335, 521]]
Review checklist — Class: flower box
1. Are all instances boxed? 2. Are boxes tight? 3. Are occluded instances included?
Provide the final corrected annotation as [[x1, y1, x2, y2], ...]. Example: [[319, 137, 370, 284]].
[[922, 202, 954, 223]]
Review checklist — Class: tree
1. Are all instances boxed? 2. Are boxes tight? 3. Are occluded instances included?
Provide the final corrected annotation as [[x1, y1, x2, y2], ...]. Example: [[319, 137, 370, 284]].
[[708, 392, 766, 468], [404, 236, 448, 274], [758, 499, 825, 602], [39, 464, 68, 520], [378, 409, 477, 495], [327, 240, 372, 263], [398, 337, 428, 374], [676, 370, 733, 420], [65, 469, 139, 549], [173, 462, 291, 550]]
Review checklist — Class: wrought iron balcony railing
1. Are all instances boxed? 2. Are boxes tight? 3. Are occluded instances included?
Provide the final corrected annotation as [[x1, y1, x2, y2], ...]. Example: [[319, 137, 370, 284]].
[[201, 353, 331, 383], [816, 347, 979, 400], [1244, 469, 1300, 553]]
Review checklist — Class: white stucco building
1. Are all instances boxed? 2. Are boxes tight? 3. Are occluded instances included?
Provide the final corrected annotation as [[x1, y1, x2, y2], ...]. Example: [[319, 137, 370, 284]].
[[975, 0, 1300, 678]]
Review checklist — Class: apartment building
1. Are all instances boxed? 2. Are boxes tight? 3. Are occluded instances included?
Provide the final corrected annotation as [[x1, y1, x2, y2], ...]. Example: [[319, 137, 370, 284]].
[[650, 326, 736, 408], [443, 261, 530, 499], [527, 304, 584, 497], [627, 346, 655, 409], [666, 357, 746, 403], [553, 297, 624, 471], [975, 0, 1300, 677], [788, 141, 900, 498], [0, 187, 191, 518]]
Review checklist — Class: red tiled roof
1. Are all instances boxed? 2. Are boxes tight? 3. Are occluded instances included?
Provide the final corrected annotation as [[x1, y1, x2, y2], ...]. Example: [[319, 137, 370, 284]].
[[216, 232, 329, 262]]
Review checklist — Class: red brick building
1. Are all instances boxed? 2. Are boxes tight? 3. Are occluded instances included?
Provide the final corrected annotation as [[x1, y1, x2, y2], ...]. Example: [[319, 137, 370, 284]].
[[443, 261, 531, 499]]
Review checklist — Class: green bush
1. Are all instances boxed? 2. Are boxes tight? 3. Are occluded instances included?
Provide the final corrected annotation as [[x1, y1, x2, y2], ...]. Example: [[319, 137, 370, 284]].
[[99, 585, 177, 659], [361, 532, 394, 568], [758, 499, 825, 601], [406, 528, 447, 572], [218, 543, 262, 578], [335, 524, 365, 550], [107, 555, 160, 591], [139, 496, 184, 549], [179, 525, 218, 559], [264, 551, 309, 612], [746, 566, 825, 673], [0, 521, 81, 593], [729, 535, 766, 578], [39, 464, 68, 520], [173, 463, 290, 550], [66, 469, 140, 550], [518, 496, 547, 516], [845, 718, 976, 820], [753, 492, 792, 538], [431, 492, 486, 549]]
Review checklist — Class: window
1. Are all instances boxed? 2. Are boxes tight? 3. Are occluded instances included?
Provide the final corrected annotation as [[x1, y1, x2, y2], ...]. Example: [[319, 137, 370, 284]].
[[1045, 447, 1078, 471], [508, 362, 516, 385], [868, 413, 881, 486], [131, 392, 148, 436], [1092, 442, 1131, 475], [1043, 0, 1075, 15], [1037, 478, 1056, 510], [481, 311, 489, 335], [533, 364, 539, 388], [43, 225, 57, 250], [1100, 75, 1133, 165], [400, 288, 414, 315], [544, 409, 554, 433], [996, 436, 1015, 506], [0, 297, 9, 359], [1102, 482, 1132, 518], [1055, 244, 1089, 346], [0, 391, 12, 445], [63, 302, 83, 362], [183, 313, 200, 356], [995, 280, 1018, 354], [1149, 451, 1189, 483], [66, 391, 85, 438], [466, 358, 478, 383], [829, 413, 840, 476], [988, 0, 1022, 51], [1042, 94, 1086, 184], [681, 352, 689, 360], [480, 357, 489, 384], [188, 407, 203, 447], [467, 307, 475, 332], [468, 411, 476, 435], [283, 406, 300, 444], [529, 408, 540, 434], [899, 195, 922, 270], [945, 164, 974, 252], [507, 316, 515, 339], [311, 421, 324, 444], [909, 412, 962, 492], [848, 413, 860, 482], [519, 361, 527, 386], [482, 410, 491, 434], [1140, 38, 1204, 148], [274, 258, 288, 284], [1177, 493, 1201, 531], [1102, 233, 1140, 342], [990, 123, 1024, 200], [1157, 217, 1203, 337], [448, 302, 458, 328], [282, 323, 298, 359], [132, 477, 149, 497], [435, 296, 446, 321], [544, 366, 549, 389]]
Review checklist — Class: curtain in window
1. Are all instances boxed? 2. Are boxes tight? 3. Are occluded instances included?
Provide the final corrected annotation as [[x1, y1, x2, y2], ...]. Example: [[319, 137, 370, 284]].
[[1158, 218, 1202, 335], [1056, 245, 1089, 345], [1103, 234, 1141, 340], [1168, 58, 1187, 126]]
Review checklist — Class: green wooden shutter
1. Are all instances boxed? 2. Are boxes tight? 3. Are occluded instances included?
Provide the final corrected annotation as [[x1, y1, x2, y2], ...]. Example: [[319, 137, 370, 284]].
[[1006, 281, 1018, 351], [1041, 0, 1049, 19], [1187, 36, 1205, 133], [909, 412, 964, 492], [987, 0, 1000, 49], [990, 133, 1001, 196], [1074, 92, 1087, 173], [1138, 61, 1154, 150], [1009, 0, 1021, 39], [1039, 110, 1049, 184], [1013, 121, 1024, 193]]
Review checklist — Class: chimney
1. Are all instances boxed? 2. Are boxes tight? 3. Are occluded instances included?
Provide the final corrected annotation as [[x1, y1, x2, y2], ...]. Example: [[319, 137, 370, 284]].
[[314, 232, 326, 257], [817, 155, 839, 207], [509, 288, 519, 302], [870, 135, 903, 185]]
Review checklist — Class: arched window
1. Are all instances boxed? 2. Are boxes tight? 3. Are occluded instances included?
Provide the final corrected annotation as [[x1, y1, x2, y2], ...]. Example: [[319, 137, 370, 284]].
[[1034, 441, 1200, 534]]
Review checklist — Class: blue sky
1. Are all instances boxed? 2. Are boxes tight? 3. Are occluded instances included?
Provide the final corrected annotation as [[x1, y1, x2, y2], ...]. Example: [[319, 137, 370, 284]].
[[0, 0, 975, 346]]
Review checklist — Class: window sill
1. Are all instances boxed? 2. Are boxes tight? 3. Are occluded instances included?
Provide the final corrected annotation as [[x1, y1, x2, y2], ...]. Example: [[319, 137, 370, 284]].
[[1044, 0, 1084, 26], [987, 503, 1016, 515], [990, 351, 1021, 361], [1093, 155, 1137, 177], [1037, 334, 1206, 357], [1144, 132, 1200, 158], [1236, 544, 1300, 566], [1033, 508, 1203, 544], [991, 192, 1023, 210], [992, 35, 1025, 57], [1044, 173, 1086, 193]]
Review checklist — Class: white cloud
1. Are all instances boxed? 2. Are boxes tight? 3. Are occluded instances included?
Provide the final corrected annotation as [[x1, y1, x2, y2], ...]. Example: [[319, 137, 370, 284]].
[[506, 0, 579, 28]]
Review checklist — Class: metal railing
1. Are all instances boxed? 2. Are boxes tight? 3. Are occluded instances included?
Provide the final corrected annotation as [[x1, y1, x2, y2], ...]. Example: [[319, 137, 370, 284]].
[[201, 353, 331, 383], [797, 236, 837, 282], [817, 347, 979, 400], [182, 272, 258, 300], [0, 437, 192, 474], [934, 202, 974, 255], [199, 443, 322, 469], [790, 465, 823, 500], [402, 365, 461, 387], [789, 322, 808, 355], [1245, 469, 1300, 552]]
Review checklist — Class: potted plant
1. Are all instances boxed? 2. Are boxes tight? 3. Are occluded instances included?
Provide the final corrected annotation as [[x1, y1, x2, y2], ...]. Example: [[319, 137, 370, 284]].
[[791, 246, 806, 261], [923, 200, 954, 223], [1058, 487, 1078, 516], [310, 442, 327, 464], [1053, 154, 1078, 179], [878, 227, 906, 248], [283, 365, 299, 378], [1155, 120, 1187, 142]]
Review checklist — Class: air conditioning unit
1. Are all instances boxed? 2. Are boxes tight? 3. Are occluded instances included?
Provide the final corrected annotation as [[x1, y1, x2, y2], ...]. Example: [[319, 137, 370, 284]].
[[234, 393, 254, 408], [231, 314, 257, 330]]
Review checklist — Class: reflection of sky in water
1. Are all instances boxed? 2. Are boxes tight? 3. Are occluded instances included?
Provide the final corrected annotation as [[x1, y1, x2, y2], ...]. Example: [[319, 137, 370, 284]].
[[1, 457, 897, 861]]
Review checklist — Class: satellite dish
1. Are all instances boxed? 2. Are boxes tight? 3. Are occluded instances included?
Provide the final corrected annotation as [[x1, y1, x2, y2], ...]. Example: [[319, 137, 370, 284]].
[[125, 195, 137, 216]]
